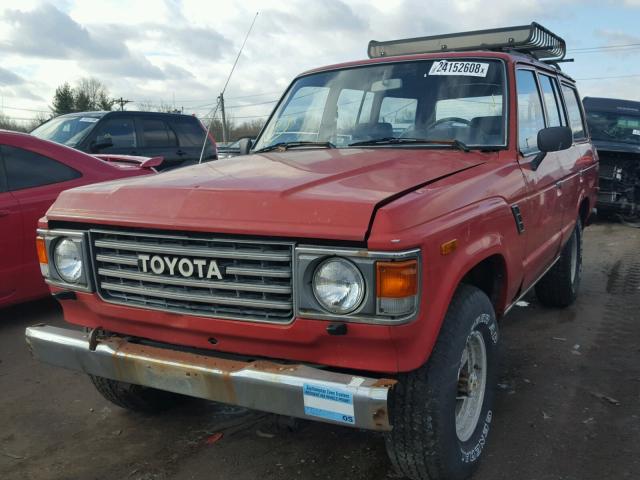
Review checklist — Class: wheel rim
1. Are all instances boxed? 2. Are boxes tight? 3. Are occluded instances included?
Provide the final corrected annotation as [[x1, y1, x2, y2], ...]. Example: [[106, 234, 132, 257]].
[[570, 232, 578, 284], [455, 330, 487, 443]]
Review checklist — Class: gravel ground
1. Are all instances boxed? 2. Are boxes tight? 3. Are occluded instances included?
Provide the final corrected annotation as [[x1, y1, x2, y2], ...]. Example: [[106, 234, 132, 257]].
[[1, 222, 638, 480]]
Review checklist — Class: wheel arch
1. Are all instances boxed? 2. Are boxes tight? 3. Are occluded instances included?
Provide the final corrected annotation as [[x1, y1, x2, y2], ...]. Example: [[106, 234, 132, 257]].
[[458, 253, 508, 316]]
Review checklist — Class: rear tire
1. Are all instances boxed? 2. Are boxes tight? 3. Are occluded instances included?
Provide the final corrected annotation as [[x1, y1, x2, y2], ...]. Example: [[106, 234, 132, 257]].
[[385, 285, 500, 480], [89, 375, 184, 413], [535, 217, 582, 308]]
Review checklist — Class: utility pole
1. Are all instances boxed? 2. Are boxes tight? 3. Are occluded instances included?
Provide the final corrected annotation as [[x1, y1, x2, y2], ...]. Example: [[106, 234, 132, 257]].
[[114, 97, 132, 111], [218, 93, 227, 143]]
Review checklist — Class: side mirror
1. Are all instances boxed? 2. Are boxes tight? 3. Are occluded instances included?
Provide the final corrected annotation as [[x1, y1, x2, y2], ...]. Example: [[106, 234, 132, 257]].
[[238, 137, 253, 155], [532, 126, 573, 170], [90, 136, 114, 153]]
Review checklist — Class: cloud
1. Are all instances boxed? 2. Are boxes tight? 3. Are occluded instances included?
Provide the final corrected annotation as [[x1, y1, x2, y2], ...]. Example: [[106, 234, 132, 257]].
[[1, 4, 125, 59], [0, 0, 637, 119], [0, 4, 164, 79], [0, 66, 24, 86]]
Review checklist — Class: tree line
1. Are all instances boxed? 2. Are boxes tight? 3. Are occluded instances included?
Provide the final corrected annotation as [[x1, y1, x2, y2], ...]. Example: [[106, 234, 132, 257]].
[[2, 76, 266, 140]]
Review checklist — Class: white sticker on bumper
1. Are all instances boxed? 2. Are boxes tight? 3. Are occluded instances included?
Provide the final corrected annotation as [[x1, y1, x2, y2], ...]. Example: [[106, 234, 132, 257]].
[[303, 384, 355, 425]]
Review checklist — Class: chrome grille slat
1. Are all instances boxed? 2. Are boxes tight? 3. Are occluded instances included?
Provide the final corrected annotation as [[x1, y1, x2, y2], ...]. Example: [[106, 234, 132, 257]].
[[100, 282, 292, 310], [98, 268, 292, 294], [94, 239, 290, 261], [225, 266, 291, 278], [91, 230, 294, 323], [96, 254, 138, 266]]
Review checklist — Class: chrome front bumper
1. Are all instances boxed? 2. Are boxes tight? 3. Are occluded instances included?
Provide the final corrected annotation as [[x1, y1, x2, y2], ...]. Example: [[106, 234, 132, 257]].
[[25, 326, 394, 431]]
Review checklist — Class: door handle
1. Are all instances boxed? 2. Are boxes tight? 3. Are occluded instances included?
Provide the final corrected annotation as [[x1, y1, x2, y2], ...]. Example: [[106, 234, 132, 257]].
[[176, 150, 187, 156], [555, 181, 563, 189]]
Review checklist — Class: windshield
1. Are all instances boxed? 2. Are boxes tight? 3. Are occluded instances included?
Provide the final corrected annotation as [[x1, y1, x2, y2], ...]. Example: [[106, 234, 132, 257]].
[[586, 110, 640, 146], [31, 114, 102, 146], [254, 59, 506, 151]]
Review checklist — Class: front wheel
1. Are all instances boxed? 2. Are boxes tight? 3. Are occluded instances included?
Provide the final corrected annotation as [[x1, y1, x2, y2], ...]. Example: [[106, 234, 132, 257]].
[[385, 285, 500, 480]]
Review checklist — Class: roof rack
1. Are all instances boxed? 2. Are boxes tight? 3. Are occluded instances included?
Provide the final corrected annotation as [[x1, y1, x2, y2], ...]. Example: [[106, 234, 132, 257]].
[[368, 22, 566, 63]]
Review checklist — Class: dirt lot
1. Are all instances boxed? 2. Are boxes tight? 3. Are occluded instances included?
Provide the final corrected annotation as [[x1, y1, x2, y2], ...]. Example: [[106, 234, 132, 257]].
[[1, 223, 639, 480]]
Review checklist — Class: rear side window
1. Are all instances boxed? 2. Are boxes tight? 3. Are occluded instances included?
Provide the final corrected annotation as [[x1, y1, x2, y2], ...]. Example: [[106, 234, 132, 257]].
[[538, 74, 565, 127], [2, 145, 81, 191], [141, 119, 178, 147], [171, 118, 206, 147], [516, 70, 546, 155], [561, 85, 587, 140], [93, 118, 136, 148]]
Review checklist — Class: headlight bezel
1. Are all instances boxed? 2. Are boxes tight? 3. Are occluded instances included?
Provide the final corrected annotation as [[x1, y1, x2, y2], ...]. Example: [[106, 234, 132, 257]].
[[37, 229, 93, 292], [312, 257, 366, 315], [295, 246, 421, 325]]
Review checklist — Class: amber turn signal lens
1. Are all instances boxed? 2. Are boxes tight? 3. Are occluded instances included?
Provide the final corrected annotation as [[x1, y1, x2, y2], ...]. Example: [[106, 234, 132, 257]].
[[36, 236, 48, 264], [376, 260, 418, 298]]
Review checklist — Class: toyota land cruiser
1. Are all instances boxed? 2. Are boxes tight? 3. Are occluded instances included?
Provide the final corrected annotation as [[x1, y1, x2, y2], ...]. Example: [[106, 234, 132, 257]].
[[27, 23, 597, 480]]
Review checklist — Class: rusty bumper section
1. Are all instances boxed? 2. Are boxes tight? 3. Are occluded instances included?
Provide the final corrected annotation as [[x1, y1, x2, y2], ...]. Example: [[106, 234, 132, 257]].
[[25, 326, 394, 431]]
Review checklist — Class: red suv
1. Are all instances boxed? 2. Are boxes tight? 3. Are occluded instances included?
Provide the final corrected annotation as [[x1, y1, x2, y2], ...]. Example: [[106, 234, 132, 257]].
[[27, 24, 597, 480], [0, 130, 157, 308]]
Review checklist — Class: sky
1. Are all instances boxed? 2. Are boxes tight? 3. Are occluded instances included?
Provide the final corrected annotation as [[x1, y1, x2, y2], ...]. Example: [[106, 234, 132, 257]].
[[1, 0, 639, 127]]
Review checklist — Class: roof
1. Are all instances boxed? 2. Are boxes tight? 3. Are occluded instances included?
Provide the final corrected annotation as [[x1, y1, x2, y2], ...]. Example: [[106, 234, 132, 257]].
[[298, 50, 575, 83], [583, 97, 640, 115]]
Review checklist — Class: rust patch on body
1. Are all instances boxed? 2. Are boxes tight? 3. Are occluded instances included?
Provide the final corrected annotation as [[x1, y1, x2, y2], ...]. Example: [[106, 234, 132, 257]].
[[372, 408, 388, 427], [250, 360, 299, 373], [371, 378, 397, 388]]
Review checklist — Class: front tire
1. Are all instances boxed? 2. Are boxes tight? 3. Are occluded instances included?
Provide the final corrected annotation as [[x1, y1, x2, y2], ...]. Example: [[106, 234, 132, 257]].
[[535, 217, 583, 308], [89, 375, 185, 413], [385, 285, 500, 480]]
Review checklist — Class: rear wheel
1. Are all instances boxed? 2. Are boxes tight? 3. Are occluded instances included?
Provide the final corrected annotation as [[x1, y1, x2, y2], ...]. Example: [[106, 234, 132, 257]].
[[89, 375, 185, 413], [385, 285, 500, 480], [535, 217, 582, 308]]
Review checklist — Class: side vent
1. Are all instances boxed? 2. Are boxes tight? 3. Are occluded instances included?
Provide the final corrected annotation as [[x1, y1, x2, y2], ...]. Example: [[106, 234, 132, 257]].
[[511, 205, 525, 234]]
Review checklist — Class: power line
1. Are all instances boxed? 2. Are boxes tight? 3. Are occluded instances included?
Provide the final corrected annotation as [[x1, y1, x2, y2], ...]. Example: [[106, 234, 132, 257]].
[[569, 42, 640, 52], [1, 105, 50, 113], [226, 90, 283, 100], [574, 73, 640, 81]]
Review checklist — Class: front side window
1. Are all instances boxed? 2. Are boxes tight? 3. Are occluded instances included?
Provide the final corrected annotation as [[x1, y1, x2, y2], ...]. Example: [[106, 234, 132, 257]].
[[2, 145, 81, 191], [93, 118, 136, 149], [254, 59, 506, 150], [561, 85, 587, 140], [516, 70, 546, 155]]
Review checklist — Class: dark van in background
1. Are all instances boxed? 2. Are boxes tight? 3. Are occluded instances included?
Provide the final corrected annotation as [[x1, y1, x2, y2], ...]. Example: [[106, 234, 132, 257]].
[[583, 96, 640, 218], [31, 111, 217, 171]]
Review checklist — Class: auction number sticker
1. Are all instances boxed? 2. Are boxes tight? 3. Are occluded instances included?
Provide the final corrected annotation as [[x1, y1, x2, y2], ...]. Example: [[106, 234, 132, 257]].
[[429, 60, 489, 77], [303, 383, 355, 425], [79, 117, 100, 123]]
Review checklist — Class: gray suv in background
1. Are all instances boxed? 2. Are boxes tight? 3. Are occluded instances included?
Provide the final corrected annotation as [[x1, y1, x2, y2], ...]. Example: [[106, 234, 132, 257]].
[[31, 111, 217, 171]]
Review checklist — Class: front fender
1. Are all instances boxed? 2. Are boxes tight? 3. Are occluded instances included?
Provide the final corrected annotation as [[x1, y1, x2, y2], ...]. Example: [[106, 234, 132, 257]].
[[378, 198, 523, 372]]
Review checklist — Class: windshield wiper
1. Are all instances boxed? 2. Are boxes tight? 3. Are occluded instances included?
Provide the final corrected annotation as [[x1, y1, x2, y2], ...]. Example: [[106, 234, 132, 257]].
[[348, 137, 470, 152], [253, 141, 336, 153]]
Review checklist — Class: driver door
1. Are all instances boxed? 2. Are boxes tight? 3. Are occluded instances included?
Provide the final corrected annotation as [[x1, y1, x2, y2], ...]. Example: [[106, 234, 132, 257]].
[[86, 116, 138, 155], [515, 68, 565, 288]]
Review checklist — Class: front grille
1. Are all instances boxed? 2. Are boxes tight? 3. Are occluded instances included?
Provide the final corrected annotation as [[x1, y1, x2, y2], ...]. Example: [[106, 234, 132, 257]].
[[90, 229, 294, 323]]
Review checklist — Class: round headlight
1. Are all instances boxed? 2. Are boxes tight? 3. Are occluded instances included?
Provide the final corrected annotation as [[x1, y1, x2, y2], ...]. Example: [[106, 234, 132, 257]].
[[54, 238, 83, 283], [313, 258, 365, 314]]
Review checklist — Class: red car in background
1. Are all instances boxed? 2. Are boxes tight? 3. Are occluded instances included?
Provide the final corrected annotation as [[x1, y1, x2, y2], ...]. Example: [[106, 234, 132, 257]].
[[0, 130, 158, 308]]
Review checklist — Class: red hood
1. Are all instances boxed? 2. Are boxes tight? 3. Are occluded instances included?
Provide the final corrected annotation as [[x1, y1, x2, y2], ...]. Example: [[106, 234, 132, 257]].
[[47, 148, 488, 241]]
